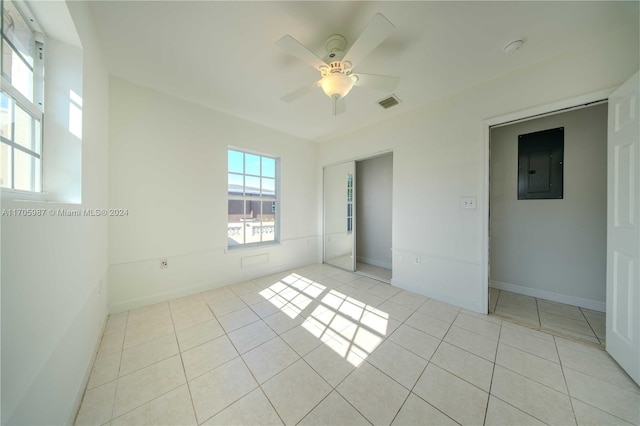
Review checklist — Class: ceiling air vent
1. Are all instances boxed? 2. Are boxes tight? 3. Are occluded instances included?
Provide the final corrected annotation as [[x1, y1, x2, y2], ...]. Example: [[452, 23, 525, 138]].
[[378, 95, 400, 109]]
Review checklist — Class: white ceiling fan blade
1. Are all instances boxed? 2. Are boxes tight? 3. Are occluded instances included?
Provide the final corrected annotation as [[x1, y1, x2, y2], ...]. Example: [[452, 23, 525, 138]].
[[343, 13, 395, 69], [281, 80, 321, 103], [353, 73, 399, 92], [277, 35, 327, 70]]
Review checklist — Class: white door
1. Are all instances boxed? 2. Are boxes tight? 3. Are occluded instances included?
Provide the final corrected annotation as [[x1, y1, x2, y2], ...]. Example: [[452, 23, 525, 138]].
[[607, 71, 640, 385]]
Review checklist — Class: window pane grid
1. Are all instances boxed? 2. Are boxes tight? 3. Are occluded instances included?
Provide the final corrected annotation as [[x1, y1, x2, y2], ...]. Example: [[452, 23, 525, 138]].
[[2, 0, 35, 66], [228, 149, 278, 247], [1, 0, 42, 192], [2, 38, 34, 102], [1, 91, 41, 190], [2, 35, 34, 71]]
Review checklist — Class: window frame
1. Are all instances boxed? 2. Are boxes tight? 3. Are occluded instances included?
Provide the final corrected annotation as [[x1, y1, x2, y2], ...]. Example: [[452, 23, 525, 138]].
[[1, 0, 44, 193], [227, 147, 280, 249]]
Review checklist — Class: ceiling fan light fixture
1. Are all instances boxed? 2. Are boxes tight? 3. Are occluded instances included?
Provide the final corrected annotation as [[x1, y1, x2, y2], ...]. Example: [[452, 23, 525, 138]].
[[320, 73, 355, 98]]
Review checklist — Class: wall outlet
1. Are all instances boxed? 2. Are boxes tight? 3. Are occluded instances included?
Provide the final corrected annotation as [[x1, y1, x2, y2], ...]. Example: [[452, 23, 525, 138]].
[[160, 258, 168, 269], [461, 196, 477, 209], [414, 256, 421, 265]]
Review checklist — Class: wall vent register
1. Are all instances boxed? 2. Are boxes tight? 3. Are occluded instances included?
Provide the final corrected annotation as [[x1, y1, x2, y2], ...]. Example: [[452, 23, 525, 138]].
[[378, 95, 400, 109]]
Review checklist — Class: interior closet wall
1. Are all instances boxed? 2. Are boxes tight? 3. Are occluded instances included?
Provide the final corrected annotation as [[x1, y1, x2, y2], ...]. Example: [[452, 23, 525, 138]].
[[490, 103, 607, 310], [356, 153, 393, 269]]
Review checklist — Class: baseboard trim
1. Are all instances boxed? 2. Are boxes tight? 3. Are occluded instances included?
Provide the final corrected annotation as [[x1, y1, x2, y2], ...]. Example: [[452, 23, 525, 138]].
[[356, 256, 392, 270], [490, 280, 605, 312], [109, 260, 315, 313], [69, 313, 108, 424]]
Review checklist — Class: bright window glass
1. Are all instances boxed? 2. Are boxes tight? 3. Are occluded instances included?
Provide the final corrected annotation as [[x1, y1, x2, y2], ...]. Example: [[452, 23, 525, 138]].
[[227, 149, 279, 247], [1, 0, 43, 192]]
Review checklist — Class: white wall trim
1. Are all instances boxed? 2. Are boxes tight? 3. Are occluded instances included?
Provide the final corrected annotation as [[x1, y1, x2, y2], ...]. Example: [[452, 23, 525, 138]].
[[109, 235, 321, 266], [490, 280, 605, 312], [485, 88, 614, 127], [482, 88, 615, 315], [321, 148, 394, 169]]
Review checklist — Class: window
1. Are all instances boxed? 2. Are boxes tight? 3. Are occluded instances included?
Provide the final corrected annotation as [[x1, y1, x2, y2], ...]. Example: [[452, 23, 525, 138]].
[[227, 148, 279, 247], [1, 0, 44, 192]]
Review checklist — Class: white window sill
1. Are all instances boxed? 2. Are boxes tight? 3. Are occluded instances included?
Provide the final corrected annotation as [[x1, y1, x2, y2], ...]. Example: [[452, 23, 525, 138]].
[[226, 241, 281, 252], [1, 188, 80, 205]]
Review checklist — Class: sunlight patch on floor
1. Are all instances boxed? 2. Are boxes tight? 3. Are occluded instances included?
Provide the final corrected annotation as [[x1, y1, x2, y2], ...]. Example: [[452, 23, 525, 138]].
[[260, 273, 389, 366]]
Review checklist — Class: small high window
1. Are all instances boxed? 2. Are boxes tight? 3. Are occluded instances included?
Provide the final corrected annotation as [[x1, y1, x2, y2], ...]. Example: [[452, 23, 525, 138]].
[[1, 0, 44, 192], [227, 148, 279, 247]]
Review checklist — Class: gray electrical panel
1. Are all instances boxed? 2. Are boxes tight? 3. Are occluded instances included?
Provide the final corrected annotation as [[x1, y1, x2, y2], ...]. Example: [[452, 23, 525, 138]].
[[518, 127, 564, 200]]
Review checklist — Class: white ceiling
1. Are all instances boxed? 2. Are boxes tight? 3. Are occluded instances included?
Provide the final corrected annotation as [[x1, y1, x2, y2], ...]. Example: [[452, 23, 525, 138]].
[[88, 1, 637, 141]]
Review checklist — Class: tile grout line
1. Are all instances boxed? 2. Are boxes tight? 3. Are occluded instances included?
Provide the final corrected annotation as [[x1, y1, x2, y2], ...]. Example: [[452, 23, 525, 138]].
[[492, 296, 604, 349], [553, 334, 579, 426], [490, 324, 568, 426], [109, 310, 129, 422], [263, 272, 381, 425], [233, 273, 344, 425], [335, 293, 430, 424], [300, 282, 428, 425], [578, 306, 603, 345], [168, 298, 200, 425], [439, 310, 493, 421], [110, 305, 189, 422], [389, 308, 464, 426], [493, 289, 502, 314], [196, 282, 280, 425], [482, 319, 501, 425]]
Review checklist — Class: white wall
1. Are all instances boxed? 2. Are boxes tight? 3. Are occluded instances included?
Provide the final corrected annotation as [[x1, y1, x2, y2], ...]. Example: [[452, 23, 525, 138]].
[[318, 23, 638, 313], [108, 78, 319, 312], [0, 2, 110, 424], [489, 104, 607, 311], [43, 38, 83, 204], [356, 154, 393, 269]]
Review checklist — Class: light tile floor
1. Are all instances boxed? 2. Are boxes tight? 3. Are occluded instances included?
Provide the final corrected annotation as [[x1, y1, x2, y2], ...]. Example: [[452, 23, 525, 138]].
[[325, 255, 392, 282], [490, 288, 606, 347], [76, 264, 639, 425], [356, 262, 392, 282]]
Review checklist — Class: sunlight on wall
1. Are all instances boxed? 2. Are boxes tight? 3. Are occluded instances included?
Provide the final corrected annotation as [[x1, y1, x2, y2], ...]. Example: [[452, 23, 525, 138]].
[[68, 89, 82, 139], [260, 273, 389, 366]]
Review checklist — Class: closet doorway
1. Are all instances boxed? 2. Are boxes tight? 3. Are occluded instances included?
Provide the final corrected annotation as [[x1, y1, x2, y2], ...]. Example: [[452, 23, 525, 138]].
[[488, 102, 608, 346], [323, 152, 393, 283]]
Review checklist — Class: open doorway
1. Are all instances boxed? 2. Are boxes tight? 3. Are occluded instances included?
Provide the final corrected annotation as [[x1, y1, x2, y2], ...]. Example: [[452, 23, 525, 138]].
[[488, 102, 607, 346], [323, 152, 393, 284], [355, 153, 393, 282]]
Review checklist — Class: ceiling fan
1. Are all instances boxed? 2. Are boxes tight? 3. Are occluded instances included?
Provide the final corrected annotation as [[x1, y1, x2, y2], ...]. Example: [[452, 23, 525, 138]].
[[277, 13, 400, 115]]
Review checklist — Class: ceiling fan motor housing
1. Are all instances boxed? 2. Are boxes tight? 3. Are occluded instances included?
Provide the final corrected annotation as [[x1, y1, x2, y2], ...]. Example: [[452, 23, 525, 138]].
[[325, 34, 347, 61]]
